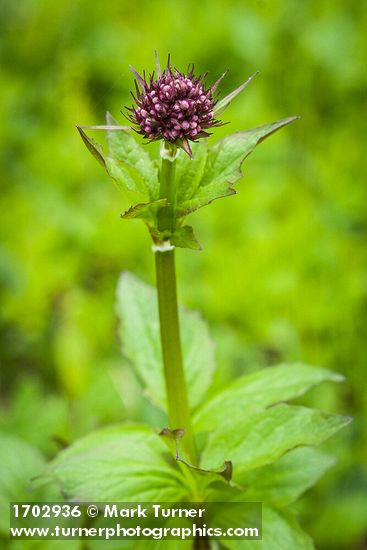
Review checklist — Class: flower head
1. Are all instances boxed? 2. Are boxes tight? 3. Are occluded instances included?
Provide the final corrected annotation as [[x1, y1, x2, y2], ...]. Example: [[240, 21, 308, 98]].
[[127, 54, 258, 157]]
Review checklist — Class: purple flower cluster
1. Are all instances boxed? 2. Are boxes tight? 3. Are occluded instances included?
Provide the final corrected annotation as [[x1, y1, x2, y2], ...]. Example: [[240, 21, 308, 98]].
[[127, 62, 222, 155]]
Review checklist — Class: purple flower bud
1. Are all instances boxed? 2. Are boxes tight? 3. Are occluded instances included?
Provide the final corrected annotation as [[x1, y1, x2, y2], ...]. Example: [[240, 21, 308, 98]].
[[127, 56, 225, 156]]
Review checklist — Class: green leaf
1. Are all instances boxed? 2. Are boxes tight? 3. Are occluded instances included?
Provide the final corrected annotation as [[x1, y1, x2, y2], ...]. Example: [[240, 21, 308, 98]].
[[201, 117, 299, 188], [106, 113, 159, 199], [0, 435, 47, 535], [200, 404, 351, 475], [177, 180, 236, 217], [175, 140, 208, 204], [120, 199, 167, 221], [77, 115, 160, 206], [206, 447, 335, 508], [43, 425, 187, 502], [116, 272, 215, 411], [236, 447, 335, 506], [193, 363, 345, 433], [221, 506, 314, 550], [176, 117, 298, 216], [105, 156, 149, 198], [170, 225, 202, 250], [77, 125, 150, 200], [77, 126, 106, 168]]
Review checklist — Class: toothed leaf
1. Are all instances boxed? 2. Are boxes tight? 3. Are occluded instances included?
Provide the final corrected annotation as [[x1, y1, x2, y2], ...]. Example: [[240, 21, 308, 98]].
[[175, 140, 208, 203], [116, 272, 215, 411], [43, 425, 187, 502], [176, 180, 236, 217], [175, 117, 298, 217], [194, 363, 345, 433], [200, 404, 351, 475], [236, 447, 335, 506], [201, 117, 299, 189], [120, 199, 167, 221], [106, 113, 159, 199], [105, 157, 149, 198], [170, 225, 202, 250]]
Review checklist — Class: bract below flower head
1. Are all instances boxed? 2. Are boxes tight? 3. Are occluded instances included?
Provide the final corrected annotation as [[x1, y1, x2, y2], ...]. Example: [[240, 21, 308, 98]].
[[127, 55, 225, 157]]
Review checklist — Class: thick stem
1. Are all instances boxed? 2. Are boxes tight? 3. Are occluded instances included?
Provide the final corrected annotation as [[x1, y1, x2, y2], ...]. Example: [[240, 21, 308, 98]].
[[157, 154, 177, 232], [155, 250, 196, 461], [154, 144, 197, 462]]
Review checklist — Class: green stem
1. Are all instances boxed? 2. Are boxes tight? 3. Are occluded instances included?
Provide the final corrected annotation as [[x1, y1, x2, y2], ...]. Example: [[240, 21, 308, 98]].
[[157, 154, 177, 232], [154, 144, 197, 462], [155, 251, 196, 460]]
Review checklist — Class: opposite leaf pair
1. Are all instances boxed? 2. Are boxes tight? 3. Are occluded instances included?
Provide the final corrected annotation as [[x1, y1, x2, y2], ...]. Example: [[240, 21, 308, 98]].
[[42, 272, 350, 550], [78, 61, 298, 250], [78, 114, 297, 250]]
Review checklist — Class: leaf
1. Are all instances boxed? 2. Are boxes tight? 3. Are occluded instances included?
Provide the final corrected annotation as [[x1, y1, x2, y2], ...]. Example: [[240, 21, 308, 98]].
[[201, 117, 299, 188], [105, 156, 149, 198], [116, 272, 215, 411], [177, 181, 236, 217], [235, 447, 335, 506], [170, 225, 202, 250], [0, 435, 47, 534], [106, 113, 159, 199], [206, 447, 335, 508], [199, 403, 351, 475], [175, 140, 208, 204], [193, 363, 344, 433], [43, 425, 187, 502], [177, 118, 298, 216], [120, 199, 167, 220], [77, 115, 160, 204], [221, 506, 314, 550], [77, 126, 106, 168]]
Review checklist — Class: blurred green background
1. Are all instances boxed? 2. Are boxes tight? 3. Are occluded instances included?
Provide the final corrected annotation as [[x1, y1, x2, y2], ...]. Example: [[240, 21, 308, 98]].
[[1, 0, 366, 548]]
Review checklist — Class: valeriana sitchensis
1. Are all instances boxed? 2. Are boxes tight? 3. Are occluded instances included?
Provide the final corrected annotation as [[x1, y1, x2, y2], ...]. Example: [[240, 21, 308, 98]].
[[76, 56, 299, 438]]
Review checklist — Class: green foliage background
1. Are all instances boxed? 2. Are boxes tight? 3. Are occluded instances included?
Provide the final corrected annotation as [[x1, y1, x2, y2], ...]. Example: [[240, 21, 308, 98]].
[[0, 0, 366, 548]]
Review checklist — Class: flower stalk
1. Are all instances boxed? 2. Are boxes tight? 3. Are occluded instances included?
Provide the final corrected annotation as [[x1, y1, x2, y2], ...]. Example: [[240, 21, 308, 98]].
[[155, 146, 197, 462]]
